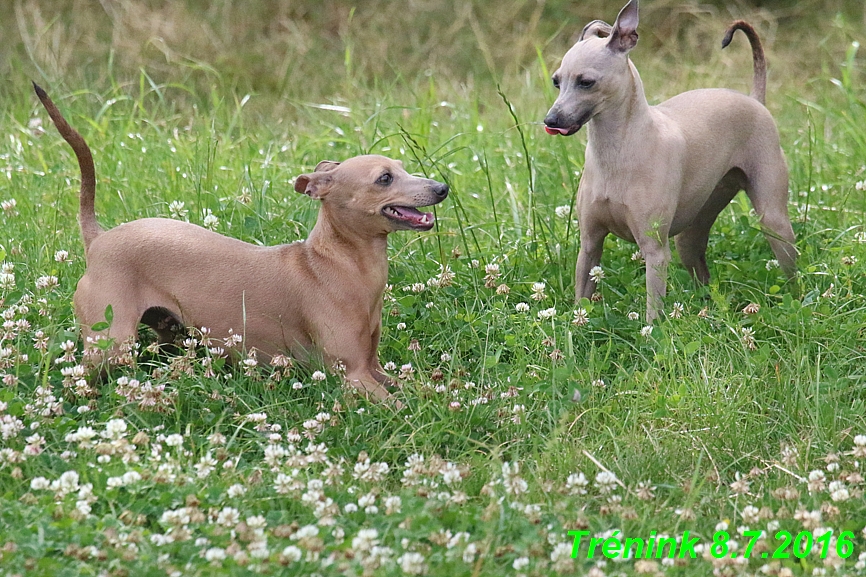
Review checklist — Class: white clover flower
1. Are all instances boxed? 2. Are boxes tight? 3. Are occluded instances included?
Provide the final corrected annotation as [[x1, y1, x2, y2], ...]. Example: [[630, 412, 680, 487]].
[[730, 472, 750, 494], [741, 327, 757, 350], [766, 259, 780, 270], [202, 209, 219, 231], [741, 505, 760, 524], [204, 547, 227, 562], [168, 200, 188, 219], [463, 542, 478, 563], [102, 418, 128, 440], [248, 541, 270, 559], [669, 302, 684, 319], [311, 371, 327, 382], [640, 325, 653, 338], [292, 525, 319, 540], [195, 453, 218, 478], [122, 470, 142, 485], [281, 545, 302, 562], [76, 501, 92, 516], [572, 308, 588, 326], [537, 307, 556, 320], [383, 361, 397, 371], [352, 528, 379, 552], [513, 556, 530, 570], [396, 322, 407, 330], [515, 302, 530, 313], [595, 470, 619, 493], [530, 282, 547, 301], [0, 271, 14, 290], [30, 476, 50, 490], [53, 470, 80, 496], [35, 275, 59, 290], [384, 495, 402, 515], [397, 551, 427, 575], [164, 433, 184, 447], [440, 462, 462, 485], [627, 311, 639, 321], [216, 507, 240, 527], [565, 472, 589, 495], [589, 266, 605, 282], [1, 198, 17, 212], [829, 480, 849, 502], [555, 205, 571, 219], [54, 250, 69, 263]]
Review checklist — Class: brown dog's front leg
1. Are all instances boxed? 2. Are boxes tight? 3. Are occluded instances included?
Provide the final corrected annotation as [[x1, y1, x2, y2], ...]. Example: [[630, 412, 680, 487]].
[[345, 369, 404, 410]]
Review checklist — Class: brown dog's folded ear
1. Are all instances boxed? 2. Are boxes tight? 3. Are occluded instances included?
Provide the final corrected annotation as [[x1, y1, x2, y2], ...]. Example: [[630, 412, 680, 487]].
[[578, 20, 612, 42], [294, 172, 332, 199], [294, 161, 340, 198], [607, 0, 639, 53], [314, 160, 341, 172]]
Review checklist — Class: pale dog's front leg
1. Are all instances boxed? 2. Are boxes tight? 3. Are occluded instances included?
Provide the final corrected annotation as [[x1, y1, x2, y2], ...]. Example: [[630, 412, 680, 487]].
[[636, 231, 672, 323], [574, 223, 608, 301]]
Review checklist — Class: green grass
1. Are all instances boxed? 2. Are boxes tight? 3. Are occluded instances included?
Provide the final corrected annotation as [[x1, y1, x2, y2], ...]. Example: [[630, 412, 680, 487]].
[[1, 1, 866, 575]]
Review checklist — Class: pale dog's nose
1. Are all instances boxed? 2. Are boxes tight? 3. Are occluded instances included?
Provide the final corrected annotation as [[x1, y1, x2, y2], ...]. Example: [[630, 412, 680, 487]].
[[433, 183, 449, 198]]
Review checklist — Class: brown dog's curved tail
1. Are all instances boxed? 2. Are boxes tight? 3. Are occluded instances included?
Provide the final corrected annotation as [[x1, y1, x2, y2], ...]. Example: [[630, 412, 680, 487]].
[[721, 21, 766, 105], [33, 82, 103, 252]]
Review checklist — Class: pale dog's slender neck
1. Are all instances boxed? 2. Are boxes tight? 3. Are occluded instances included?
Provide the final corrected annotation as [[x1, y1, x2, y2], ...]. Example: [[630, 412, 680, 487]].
[[586, 59, 653, 160]]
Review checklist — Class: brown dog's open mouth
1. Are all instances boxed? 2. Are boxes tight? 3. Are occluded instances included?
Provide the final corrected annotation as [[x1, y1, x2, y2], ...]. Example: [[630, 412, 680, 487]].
[[382, 205, 435, 230]]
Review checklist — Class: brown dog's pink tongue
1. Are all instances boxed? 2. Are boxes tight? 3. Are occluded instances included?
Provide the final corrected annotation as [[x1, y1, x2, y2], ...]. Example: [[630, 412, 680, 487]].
[[545, 126, 570, 136], [392, 206, 434, 226]]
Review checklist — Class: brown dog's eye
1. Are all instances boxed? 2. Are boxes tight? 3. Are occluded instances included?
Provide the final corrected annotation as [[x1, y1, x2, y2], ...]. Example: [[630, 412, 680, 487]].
[[576, 78, 596, 89], [377, 173, 393, 186]]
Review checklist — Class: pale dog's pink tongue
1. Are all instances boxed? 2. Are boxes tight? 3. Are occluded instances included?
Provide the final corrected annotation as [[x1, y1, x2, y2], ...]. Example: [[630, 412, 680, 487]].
[[545, 126, 570, 136], [391, 206, 434, 226]]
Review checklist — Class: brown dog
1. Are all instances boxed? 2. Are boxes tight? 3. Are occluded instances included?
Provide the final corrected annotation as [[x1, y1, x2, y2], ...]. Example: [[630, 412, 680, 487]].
[[34, 83, 448, 402]]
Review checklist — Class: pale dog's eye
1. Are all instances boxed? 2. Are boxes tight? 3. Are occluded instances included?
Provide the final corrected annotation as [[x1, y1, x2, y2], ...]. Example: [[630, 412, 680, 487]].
[[377, 173, 393, 186]]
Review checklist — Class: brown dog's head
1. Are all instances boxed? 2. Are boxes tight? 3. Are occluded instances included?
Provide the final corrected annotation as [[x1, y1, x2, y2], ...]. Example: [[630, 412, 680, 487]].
[[294, 155, 448, 234], [544, 0, 639, 136]]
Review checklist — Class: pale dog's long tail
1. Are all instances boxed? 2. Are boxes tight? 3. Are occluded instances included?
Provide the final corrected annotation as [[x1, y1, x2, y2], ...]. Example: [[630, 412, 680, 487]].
[[721, 21, 767, 106], [33, 83, 103, 254]]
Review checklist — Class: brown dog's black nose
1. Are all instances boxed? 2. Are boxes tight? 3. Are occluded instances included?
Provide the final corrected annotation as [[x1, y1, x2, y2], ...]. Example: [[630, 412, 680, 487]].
[[434, 183, 449, 198]]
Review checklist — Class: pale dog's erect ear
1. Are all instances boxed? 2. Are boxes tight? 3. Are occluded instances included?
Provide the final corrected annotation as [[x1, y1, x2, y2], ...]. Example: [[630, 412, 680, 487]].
[[294, 161, 341, 199], [607, 0, 639, 54], [577, 19, 613, 42]]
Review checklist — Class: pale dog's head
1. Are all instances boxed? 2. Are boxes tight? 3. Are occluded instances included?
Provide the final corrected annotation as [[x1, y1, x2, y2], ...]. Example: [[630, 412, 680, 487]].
[[544, 0, 640, 136]]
